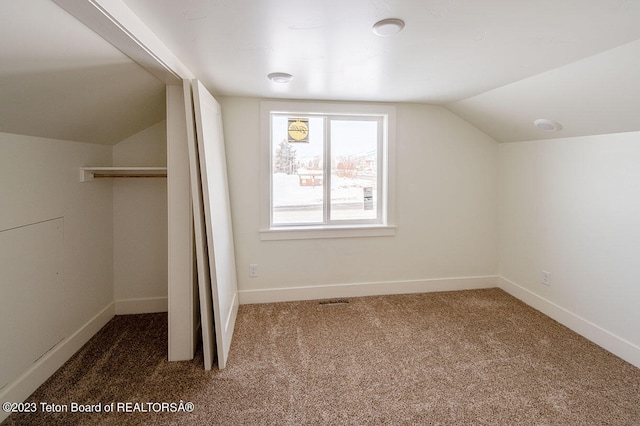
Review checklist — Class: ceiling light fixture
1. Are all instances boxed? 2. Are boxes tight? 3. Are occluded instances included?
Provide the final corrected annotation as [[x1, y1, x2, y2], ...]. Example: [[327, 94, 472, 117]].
[[372, 18, 405, 36], [267, 72, 293, 83], [534, 118, 563, 132]]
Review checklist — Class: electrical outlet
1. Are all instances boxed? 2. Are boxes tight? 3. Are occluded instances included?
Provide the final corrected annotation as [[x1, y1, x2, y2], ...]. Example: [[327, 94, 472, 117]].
[[249, 264, 258, 277], [541, 270, 551, 286]]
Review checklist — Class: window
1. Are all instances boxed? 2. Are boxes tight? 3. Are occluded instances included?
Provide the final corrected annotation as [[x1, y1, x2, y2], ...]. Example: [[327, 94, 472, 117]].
[[260, 101, 396, 240]]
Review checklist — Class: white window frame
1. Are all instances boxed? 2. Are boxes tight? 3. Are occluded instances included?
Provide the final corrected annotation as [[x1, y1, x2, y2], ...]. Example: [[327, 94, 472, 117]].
[[260, 100, 397, 240]]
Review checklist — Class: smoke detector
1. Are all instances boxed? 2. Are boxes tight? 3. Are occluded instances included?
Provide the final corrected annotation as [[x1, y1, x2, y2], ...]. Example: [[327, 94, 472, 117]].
[[534, 118, 563, 132]]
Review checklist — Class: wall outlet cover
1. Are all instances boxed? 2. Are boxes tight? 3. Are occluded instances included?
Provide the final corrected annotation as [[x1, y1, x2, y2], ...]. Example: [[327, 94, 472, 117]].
[[541, 270, 551, 286]]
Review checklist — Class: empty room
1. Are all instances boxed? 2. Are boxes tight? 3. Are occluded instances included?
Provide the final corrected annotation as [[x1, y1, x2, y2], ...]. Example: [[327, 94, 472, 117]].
[[1, 0, 639, 424]]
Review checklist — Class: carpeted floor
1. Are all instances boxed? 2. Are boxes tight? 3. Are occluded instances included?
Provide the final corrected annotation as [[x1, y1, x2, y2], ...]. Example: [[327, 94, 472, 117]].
[[3, 288, 640, 425]]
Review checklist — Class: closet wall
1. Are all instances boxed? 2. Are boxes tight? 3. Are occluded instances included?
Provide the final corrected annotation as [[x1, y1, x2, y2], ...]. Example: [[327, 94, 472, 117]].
[[112, 121, 169, 314], [0, 131, 114, 403], [0, 119, 168, 409]]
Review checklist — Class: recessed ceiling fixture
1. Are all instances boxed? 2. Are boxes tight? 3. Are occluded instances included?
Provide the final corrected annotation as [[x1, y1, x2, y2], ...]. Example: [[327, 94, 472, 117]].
[[534, 118, 563, 132], [372, 18, 405, 36], [267, 72, 293, 83]]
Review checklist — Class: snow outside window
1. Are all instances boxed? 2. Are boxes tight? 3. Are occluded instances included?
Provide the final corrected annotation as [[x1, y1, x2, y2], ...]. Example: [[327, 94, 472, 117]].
[[260, 101, 397, 240]]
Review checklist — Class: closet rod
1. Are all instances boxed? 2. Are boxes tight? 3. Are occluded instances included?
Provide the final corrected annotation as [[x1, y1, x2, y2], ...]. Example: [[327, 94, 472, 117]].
[[93, 174, 167, 179], [80, 167, 168, 182]]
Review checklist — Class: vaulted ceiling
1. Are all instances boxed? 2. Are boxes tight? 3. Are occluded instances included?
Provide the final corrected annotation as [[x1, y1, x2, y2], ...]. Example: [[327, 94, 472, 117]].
[[0, 0, 165, 145], [2, 0, 640, 144]]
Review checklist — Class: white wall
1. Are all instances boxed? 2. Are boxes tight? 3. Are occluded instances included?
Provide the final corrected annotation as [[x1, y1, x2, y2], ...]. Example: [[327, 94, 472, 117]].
[[220, 98, 499, 302], [0, 132, 114, 417], [499, 131, 640, 367], [112, 121, 168, 314]]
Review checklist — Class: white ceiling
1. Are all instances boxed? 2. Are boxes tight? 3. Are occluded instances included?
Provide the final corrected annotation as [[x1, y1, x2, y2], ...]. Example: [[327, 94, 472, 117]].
[[2, 0, 640, 143], [0, 0, 165, 145], [122, 0, 640, 142]]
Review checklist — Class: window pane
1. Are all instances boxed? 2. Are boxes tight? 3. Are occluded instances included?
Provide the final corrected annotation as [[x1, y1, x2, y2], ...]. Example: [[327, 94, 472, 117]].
[[272, 115, 324, 225], [330, 120, 378, 221]]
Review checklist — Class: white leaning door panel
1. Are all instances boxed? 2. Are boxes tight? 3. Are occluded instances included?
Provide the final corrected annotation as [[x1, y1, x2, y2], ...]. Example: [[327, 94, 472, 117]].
[[191, 79, 239, 369], [183, 81, 216, 370]]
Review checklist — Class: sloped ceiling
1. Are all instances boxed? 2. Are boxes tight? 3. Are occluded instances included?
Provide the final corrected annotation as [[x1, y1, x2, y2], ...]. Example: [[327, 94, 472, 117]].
[[120, 0, 640, 142], [3, 1, 640, 144], [0, 0, 165, 145], [448, 39, 640, 142]]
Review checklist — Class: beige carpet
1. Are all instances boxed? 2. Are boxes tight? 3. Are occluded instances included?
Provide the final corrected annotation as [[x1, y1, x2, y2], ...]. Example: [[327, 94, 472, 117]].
[[3, 288, 640, 425]]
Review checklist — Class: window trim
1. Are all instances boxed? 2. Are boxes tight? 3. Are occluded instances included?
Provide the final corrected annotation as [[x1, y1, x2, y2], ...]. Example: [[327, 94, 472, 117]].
[[260, 100, 396, 240]]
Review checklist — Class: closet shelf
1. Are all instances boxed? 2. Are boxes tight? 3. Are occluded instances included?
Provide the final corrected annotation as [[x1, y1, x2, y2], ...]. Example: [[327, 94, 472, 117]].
[[80, 167, 168, 182]]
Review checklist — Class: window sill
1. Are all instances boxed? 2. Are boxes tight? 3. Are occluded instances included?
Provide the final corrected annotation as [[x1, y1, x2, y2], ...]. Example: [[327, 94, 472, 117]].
[[259, 225, 397, 241]]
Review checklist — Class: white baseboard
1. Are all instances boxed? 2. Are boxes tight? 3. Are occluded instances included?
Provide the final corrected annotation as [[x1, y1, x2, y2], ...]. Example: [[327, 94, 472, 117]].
[[238, 275, 499, 305], [498, 276, 640, 369], [115, 297, 168, 315], [0, 302, 115, 423]]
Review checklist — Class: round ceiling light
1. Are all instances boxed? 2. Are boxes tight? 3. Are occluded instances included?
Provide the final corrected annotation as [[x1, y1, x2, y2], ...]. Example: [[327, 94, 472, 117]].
[[372, 18, 405, 36], [534, 118, 563, 132], [267, 72, 293, 83]]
